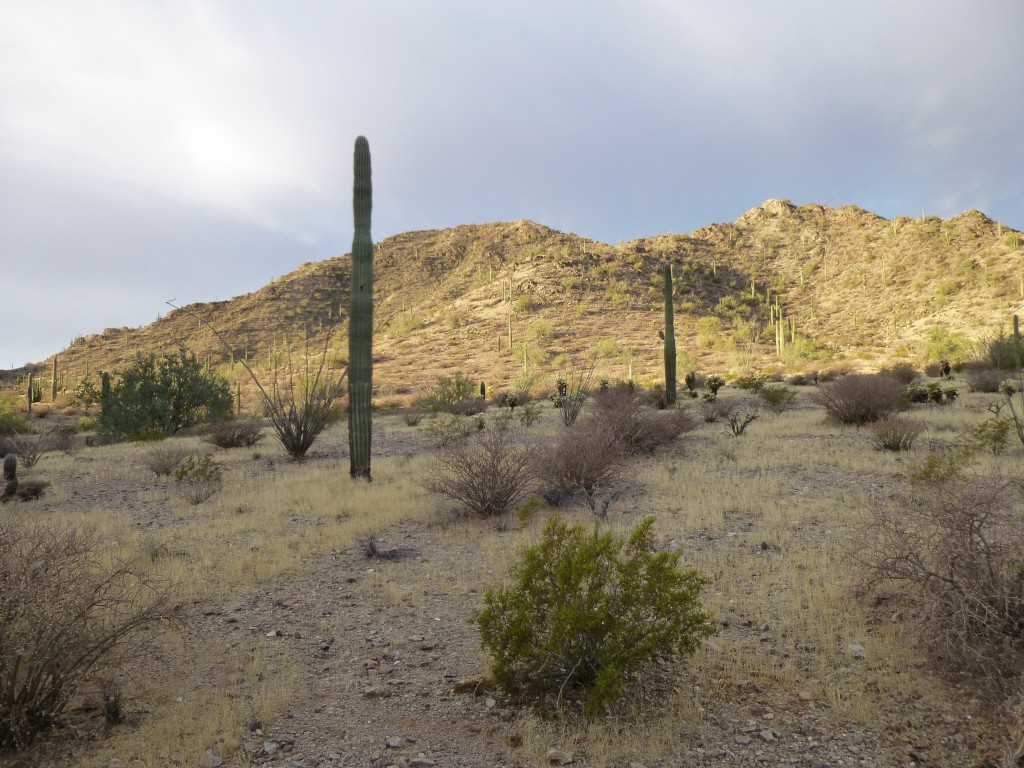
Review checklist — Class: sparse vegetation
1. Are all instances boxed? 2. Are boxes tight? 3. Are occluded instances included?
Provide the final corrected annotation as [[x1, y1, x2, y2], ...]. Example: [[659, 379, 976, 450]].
[[0, 513, 179, 748], [202, 419, 266, 449], [810, 373, 907, 425], [173, 453, 224, 505]]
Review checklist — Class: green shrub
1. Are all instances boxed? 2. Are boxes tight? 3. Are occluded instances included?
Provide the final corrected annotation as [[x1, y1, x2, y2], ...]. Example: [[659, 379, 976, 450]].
[[757, 385, 797, 414], [173, 454, 223, 505], [98, 350, 233, 442], [423, 371, 479, 413], [703, 375, 725, 396], [962, 417, 1011, 456], [732, 373, 766, 391], [475, 516, 713, 715]]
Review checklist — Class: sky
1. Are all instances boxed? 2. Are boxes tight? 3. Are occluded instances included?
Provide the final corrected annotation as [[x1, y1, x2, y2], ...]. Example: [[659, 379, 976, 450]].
[[2, 1, 1023, 368]]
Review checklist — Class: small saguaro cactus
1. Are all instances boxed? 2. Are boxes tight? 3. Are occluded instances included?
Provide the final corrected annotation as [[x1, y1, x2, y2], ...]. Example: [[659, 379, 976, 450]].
[[51, 355, 58, 401], [1, 454, 16, 503], [348, 136, 373, 480]]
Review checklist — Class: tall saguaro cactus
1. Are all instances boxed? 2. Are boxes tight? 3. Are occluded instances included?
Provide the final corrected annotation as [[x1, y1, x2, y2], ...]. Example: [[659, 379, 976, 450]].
[[662, 263, 676, 405], [348, 136, 373, 480]]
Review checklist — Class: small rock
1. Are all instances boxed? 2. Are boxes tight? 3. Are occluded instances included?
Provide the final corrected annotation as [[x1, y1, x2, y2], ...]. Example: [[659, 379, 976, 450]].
[[734, 735, 751, 745], [409, 757, 436, 767], [485, 698, 496, 709], [263, 742, 279, 756], [848, 644, 866, 659], [386, 736, 404, 749], [759, 729, 776, 742], [798, 690, 813, 701], [546, 748, 574, 765], [200, 749, 223, 768], [362, 685, 388, 698]]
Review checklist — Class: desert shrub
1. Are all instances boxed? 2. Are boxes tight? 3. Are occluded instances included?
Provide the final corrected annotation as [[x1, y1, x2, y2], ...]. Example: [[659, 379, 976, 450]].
[[922, 326, 973, 365], [809, 373, 908, 425], [0, 513, 178, 747], [98, 350, 233, 442], [143, 443, 194, 477], [475, 515, 713, 715], [553, 365, 596, 426], [757, 385, 797, 414], [696, 398, 731, 423], [517, 400, 542, 427], [965, 366, 1007, 393], [982, 329, 1024, 370], [446, 398, 487, 417], [817, 365, 852, 383], [721, 399, 760, 436], [173, 454, 223, 505], [423, 371, 480, 413], [0, 426, 70, 468], [703, 375, 725, 396], [962, 417, 1012, 456], [422, 429, 532, 517], [202, 419, 265, 449], [587, 385, 687, 454], [879, 363, 920, 384], [905, 382, 958, 404], [535, 421, 628, 511], [732, 373, 766, 391], [401, 407, 425, 426], [855, 458, 1024, 696], [255, 358, 346, 459], [787, 372, 815, 386], [868, 416, 925, 451], [424, 414, 476, 446], [76, 416, 97, 432]]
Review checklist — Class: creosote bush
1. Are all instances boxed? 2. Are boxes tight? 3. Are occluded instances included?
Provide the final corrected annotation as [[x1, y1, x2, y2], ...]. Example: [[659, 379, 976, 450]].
[[0, 513, 179, 748], [422, 429, 532, 517], [757, 385, 797, 414], [173, 454, 223, 505], [143, 443, 194, 477], [475, 515, 713, 715], [809, 373, 907, 425]]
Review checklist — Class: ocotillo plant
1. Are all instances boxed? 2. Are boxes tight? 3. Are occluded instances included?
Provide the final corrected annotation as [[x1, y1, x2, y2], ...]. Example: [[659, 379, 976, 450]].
[[661, 263, 676, 405], [349, 136, 373, 480]]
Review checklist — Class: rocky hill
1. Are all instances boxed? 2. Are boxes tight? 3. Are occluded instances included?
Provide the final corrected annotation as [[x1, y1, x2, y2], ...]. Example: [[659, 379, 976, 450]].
[[19, 200, 1024, 401]]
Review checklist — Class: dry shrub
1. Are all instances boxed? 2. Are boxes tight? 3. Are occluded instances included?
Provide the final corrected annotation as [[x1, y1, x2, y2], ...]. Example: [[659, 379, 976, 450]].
[[173, 454, 223, 505], [965, 366, 1007, 394], [809, 373, 907, 425], [535, 420, 629, 510], [587, 385, 690, 454], [696, 398, 731, 423], [0, 426, 72, 468], [143, 443, 194, 477], [854, 455, 1024, 697], [757, 385, 797, 414], [721, 398, 760, 436], [868, 416, 925, 451], [422, 429, 533, 517], [0, 513, 179, 748], [879, 362, 920, 384], [202, 418, 266, 449]]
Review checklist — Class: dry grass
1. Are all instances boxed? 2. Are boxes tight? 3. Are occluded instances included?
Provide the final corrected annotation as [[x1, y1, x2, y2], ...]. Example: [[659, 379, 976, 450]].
[[3, 391, 1020, 765]]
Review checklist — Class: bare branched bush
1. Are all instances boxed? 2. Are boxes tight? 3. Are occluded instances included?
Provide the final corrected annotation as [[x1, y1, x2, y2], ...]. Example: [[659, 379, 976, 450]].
[[1, 426, 69, 468], [721, 399, 760, 436], [854, 457, 1024, 696], [422, 429, 533, 517], [535, 420, 629, 512], [964, 366, 1006, 394], [809, 373, 908, 425], [202, 418, 266, 449], [587, 385, 688, 454], [696, 398, 731, 423], [143, 443, 194, 477], [868, 416, 925, 451], [0, 513, 180, 747]]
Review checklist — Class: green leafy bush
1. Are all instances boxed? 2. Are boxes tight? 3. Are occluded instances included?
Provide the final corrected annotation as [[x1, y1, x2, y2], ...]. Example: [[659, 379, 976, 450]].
[[173, 454, 223, 505], [422, 371, 480, 413], [98, 350, 233, 442], [757, 385, 797, 414], [476, 515, 713, 715]]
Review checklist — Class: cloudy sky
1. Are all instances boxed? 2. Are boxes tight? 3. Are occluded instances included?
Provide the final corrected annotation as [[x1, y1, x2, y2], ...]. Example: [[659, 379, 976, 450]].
[[3, 1, 1023, 367]]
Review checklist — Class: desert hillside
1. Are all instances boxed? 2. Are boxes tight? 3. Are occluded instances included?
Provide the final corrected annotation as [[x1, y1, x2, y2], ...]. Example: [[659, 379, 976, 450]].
[[13, 200, 1024, 399]]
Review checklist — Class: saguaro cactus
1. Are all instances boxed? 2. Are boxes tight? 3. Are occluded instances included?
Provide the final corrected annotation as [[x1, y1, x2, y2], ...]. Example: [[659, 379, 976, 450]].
[[26, 373, 34, 417], [661, 263, 676, 405], [51, 356, 58, 401], [348, 136, 373, 480]]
